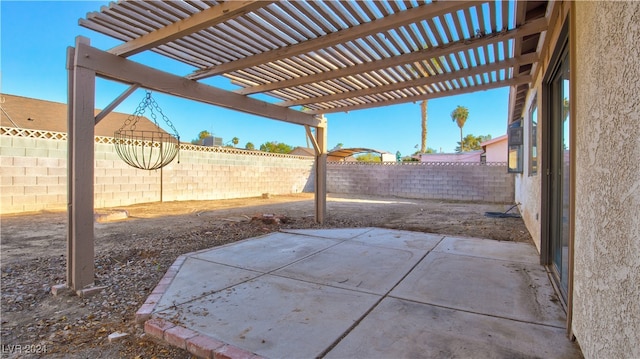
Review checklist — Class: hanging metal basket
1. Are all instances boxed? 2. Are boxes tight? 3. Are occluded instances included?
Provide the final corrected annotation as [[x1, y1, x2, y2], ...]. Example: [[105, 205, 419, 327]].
[[114, 91, 180, 170]]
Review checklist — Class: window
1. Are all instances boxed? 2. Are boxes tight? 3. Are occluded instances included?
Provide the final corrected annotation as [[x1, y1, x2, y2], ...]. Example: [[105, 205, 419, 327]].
[[507, 119, 523, 173], [529, 100, 538, 175]]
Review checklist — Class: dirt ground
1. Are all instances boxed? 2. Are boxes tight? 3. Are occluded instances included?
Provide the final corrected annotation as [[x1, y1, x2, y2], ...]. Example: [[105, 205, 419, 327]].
[[0, 193, 531, 358]]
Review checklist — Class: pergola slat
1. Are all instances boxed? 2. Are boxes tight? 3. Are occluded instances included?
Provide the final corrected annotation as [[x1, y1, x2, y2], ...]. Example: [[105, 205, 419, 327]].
[[312, 76, 531, 114], [278, 53, 537, 108], [489, 1, 498, 32], [235, 16, 547, 97], [108, 1, 269, 57], [78, 0, 548, 119], [186, 1, 474, 80]]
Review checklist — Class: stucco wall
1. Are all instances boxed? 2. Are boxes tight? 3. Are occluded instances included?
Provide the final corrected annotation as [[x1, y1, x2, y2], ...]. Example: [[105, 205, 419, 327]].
[[573, 2, 640, 358], [515, 93, 542, 251], [513, 0, 571, 254], [328, 162, 514, 203]]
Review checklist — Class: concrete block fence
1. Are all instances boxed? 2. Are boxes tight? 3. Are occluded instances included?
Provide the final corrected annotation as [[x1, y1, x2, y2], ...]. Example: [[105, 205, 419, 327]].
[[1, 128, 314, 214], [1, 127, 513, 214], [326, 161, 515, 203]]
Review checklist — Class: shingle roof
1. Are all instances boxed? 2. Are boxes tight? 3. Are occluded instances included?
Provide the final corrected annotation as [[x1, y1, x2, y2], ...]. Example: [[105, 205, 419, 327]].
[[0, 93, 169, 137]]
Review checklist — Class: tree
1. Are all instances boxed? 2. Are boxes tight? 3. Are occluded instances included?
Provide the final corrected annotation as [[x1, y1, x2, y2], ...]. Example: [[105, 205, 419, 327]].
[[451, 106, 470, 151], [191, 130, 211, 145], [259, 141, 293, 154], [420, 100, 428, 153], [413, 147, 436, 156], [232, 137, 239, 147], [355, 153, 382, 162], [416, 56, 445, 153], [455, 134, 491, 153], [245, 142, 255, 150]]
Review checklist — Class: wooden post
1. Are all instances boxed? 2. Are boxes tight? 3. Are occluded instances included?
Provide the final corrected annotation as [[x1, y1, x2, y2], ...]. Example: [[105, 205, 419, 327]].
[[67, 36, 96, 291], [66, 47, 75, 287], [314, 116, 327, 224]]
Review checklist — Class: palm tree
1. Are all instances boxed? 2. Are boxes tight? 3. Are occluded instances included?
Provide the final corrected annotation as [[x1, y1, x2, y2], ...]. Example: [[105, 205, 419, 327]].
[[451, 105, 469, 152], [191, 130, 211, 145], [420, 100, 428, 153], [232, 137, 239, 147]]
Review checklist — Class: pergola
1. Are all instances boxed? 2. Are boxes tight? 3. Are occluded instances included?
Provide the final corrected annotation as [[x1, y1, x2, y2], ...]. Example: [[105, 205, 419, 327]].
[[67, 0, 552, 291]]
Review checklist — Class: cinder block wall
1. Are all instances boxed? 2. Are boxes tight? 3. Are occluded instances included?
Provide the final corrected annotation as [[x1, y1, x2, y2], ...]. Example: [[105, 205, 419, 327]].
[[1, 132, 314, 214], [1, 134, 69, 213], [2, 130, 513, 214], [94, 142, 162, 207], [159, 147, 314, 201], [327, 162, 514, 203]]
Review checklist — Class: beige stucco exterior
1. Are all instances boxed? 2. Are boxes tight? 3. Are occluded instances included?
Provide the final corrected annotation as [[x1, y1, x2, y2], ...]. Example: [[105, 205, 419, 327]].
[[514, 0, 571, 253], [571, 2, 640, 358], [514, 91, 542, 250], [514, 2, 640, 358]]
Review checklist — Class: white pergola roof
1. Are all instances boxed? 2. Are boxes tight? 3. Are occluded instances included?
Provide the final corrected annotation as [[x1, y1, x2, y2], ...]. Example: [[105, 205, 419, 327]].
[[79, 0, 550, 119]]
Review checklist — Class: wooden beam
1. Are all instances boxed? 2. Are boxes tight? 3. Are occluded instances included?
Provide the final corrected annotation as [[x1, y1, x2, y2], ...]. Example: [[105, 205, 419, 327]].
[[67, 37, 96, 291], [235, 17, 548, 95], [314, 117, 327, 224], [508, 83, 520, 123], [305, 125, 320, 155], [65, 46, 75, 290], [511, 0, 530, 89], [108, 1, 270, 57], [187, 1, 476, 80], [74, 42, 320, 127], [278, 53, 539, 107], [95, 84, 139, 124], [307, 76, 532, 114]]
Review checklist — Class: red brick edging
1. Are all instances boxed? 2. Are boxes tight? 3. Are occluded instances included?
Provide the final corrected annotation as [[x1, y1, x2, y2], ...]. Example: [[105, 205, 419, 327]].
[[135, 255, 265, 359]]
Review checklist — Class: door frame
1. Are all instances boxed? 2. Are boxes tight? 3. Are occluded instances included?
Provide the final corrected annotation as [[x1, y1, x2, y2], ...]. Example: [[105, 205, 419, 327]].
[[540, 14, 575, 337]]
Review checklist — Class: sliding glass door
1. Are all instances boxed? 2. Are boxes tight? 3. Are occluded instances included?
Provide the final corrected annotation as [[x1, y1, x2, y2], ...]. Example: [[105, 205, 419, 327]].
[[547, 42, 570, 299]]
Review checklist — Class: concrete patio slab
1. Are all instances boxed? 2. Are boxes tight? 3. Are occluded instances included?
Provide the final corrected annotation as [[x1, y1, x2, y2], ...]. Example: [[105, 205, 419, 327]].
[[391, 250, 566, 327], [192, 231, 341, 272], [280, 227, 374, 240], [273, 240, 424, 295], [139, 228, 582, 359], [349, 227, 444, 252], [325, 297, 583, 359], [154, 274, 380, 359], [154, 257, 262, 311], [433, 235, 540, 264]]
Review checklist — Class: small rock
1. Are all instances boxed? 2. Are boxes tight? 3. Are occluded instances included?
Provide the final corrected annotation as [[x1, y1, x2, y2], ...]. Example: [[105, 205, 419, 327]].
[[108, 331, 129, 343]]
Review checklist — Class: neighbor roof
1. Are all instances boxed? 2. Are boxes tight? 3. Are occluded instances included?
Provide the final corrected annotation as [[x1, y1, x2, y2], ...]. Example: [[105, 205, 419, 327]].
[[328, 147, 392, 158], [78, 1, 550, 119], [480, 134, 507, 147], [0, 93, 169, 137]]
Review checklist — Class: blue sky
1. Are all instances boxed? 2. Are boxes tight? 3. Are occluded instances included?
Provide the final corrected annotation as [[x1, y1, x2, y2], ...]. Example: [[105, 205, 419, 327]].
[[1, 1, 510, 155]]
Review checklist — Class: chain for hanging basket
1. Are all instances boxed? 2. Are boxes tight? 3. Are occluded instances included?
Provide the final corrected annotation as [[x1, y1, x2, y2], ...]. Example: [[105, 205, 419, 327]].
[[114, 91, 180, 170]]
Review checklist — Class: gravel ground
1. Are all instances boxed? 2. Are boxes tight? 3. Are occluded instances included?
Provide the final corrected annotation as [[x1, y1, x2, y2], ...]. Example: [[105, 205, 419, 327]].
[[0, 194, 531, 358]]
